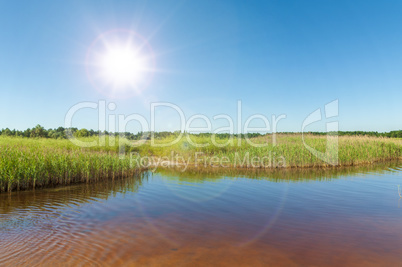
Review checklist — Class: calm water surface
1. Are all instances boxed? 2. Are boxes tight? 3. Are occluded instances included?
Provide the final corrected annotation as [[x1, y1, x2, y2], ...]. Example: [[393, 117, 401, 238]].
[[1, 163, 402, 266]]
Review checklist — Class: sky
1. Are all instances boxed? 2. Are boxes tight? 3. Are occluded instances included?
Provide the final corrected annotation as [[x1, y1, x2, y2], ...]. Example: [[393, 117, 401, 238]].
[[0, 0, 401, 133]]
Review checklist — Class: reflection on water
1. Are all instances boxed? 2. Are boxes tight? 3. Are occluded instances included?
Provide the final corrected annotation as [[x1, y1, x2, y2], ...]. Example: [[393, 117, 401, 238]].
[[155, 161, 402, 182], [1, 162, 402, 266]]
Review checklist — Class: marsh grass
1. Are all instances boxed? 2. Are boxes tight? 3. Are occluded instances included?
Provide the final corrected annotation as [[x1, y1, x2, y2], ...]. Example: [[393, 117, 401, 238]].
[[0, 137, 141, 192], [126, 134, 402, 168], [1, 134, 401, 192]]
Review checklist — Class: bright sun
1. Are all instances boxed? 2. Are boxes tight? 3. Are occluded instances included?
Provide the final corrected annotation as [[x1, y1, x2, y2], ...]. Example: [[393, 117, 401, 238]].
[[86, 30, 154, 97], [101, 46, 145, 86]]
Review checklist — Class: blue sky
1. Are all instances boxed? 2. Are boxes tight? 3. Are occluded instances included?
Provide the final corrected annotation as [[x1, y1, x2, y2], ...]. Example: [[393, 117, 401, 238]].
[[0, 0, 401, 133]]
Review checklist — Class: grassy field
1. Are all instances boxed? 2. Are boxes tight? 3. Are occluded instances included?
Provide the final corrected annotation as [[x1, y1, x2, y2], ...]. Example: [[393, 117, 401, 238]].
[[0, 134, 401, 192]]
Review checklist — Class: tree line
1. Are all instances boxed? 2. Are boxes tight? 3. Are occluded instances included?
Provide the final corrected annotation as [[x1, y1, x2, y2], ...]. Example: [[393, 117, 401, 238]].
[[306, 130, 402, 138], [0, 125, 401, 139]]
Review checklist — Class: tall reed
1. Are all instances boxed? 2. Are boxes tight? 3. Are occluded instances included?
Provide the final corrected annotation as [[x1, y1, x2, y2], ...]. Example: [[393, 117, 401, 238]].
[[0, 138, 141, 192]]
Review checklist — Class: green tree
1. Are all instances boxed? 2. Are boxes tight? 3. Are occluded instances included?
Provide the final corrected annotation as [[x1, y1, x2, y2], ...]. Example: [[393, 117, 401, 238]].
[[75, 128, 90, 138], [30, 125, 47, 138], [1, 128, 12, 136]]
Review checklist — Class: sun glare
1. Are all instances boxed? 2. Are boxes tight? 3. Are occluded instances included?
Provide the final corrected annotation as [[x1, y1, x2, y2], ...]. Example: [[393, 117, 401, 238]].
[[101, 47, 145, 86], [86, 30, 155, 97]]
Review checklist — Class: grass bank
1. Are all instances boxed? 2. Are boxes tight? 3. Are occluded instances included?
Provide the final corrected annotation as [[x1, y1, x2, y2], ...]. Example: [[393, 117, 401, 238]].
[[0, 137, 141, 192], [0, 134, 401, 192]]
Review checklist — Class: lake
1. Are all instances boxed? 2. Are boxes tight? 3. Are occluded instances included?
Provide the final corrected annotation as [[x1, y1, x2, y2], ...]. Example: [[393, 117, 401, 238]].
[[1, 163, 402, 266]]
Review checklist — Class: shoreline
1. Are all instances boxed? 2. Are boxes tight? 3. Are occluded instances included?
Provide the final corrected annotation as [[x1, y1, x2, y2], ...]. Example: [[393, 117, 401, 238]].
[[1, 159, 400, 194], [141, 156, 402, 171]]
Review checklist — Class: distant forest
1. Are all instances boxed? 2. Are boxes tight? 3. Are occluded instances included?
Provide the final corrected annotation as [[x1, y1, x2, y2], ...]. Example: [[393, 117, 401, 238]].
[[0, 125, 401, 140]]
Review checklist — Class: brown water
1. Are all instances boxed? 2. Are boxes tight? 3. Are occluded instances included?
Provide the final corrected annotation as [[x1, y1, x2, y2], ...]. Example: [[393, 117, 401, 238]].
[[1, 163, 402, 266]]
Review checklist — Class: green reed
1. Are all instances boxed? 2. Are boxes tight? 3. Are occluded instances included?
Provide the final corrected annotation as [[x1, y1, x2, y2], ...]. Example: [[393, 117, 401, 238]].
[[126, 134, 402, 168], [1, 134, 401, 192], [0, 137, 141, 192]]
